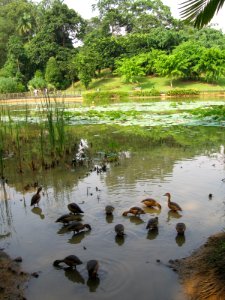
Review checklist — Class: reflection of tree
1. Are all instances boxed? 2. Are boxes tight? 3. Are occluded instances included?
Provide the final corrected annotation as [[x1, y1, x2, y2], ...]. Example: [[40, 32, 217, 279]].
[[87, 277, 100, 292], [64, 267, 85, 284], [0, 182, 13, 234]]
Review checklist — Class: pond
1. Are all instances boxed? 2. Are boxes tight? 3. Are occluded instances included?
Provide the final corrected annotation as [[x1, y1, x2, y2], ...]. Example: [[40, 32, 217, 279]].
[[0, 98, 225, 300]]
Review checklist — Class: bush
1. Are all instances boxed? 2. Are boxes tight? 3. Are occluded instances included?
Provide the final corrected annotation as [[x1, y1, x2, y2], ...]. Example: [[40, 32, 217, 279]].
[[83, 91, 128, 105], [166, 89, 200, 96], [131, 89, 161, 97], [0, 77, 25, 93]]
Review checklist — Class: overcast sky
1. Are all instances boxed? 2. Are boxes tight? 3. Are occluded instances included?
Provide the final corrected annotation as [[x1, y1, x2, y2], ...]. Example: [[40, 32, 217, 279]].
[[64, 0, 225, 33]]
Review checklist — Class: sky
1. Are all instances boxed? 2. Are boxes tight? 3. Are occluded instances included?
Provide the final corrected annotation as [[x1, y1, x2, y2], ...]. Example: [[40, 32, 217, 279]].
[[64, 0, 225, 33]]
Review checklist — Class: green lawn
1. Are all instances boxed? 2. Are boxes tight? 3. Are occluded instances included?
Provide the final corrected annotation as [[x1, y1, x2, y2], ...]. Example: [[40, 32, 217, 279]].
[[66, 75, 225, 94]]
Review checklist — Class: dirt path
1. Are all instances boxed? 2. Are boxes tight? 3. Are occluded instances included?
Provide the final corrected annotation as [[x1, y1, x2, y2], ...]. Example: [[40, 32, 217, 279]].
[[0, 250, 30, 300], [169, 232, 225, 300]]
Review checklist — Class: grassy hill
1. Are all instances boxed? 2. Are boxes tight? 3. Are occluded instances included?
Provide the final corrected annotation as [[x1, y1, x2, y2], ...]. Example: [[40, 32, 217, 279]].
[[66, 74, 225, 94]]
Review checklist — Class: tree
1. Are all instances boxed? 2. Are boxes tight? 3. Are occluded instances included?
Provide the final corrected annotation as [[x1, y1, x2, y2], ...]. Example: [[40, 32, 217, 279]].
[[45, 57, 62, 89], [180, 0, 225, 29], [115, 57, 145, 83]]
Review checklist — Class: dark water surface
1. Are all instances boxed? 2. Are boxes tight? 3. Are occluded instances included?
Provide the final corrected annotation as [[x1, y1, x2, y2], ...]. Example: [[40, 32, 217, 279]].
[[0, 113, 225, 299]]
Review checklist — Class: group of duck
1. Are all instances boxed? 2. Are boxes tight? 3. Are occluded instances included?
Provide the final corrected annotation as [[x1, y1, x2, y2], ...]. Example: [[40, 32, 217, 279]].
[[30, 187, 186, 278]]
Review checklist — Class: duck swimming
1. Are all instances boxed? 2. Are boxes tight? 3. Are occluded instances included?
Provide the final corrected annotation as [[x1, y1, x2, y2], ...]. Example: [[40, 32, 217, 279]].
[[146, 217, 158, 230], [87, 260, 99, 278], [176, 222, 186, 235], [141, 198, 161, 209], [122, 206, 145, 216], [163, 193, 182, 212], [30, 187, 42, 207], [53, 255, 82, 268], [68, 203, 84, 214], [114, 224, 125, 237], [105, 205, 115, 215]]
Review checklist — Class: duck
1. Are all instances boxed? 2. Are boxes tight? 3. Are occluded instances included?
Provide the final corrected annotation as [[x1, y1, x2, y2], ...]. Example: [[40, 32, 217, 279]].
[[176, 222, 186, 235], [55, 214, 82, 224], [30, 187, 42, 207], [53, 255, 82, 268], [67, 222, 91, 234], [114, 224, 125, 237], [141, 198, 161, 209], [68, 203, 84, 214], [87, 260, 99, 278], [146, 217, 158, 230], [105, 205, 115, 215], [122, 206, 145, 216], [163, 193, 182, 212]]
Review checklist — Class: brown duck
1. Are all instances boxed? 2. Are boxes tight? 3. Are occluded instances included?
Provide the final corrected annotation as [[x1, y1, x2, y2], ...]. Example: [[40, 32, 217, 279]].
[[87, 260, 99, 278], [53, 255, 82, 268], [67, 222, 91, 234], [105, 205, 115, 215], [141, 198, 161, 209], [163, 193, 182, 212], [55, 214, 82, 224], [122, 206, 145, 216], [30, 187, 42, 207]]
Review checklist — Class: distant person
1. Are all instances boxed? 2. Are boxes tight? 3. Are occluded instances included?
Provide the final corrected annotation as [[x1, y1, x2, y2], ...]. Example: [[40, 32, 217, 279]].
[[44, 87, 48, 96], [34, 89, 38, 97]]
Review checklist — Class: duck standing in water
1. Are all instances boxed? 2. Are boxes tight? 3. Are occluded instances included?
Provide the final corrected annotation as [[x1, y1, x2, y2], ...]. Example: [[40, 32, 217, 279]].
[[55, 214, 82, 224], [163, 193, 182, 212], [67, 222, 91, 234], [53, 255, 83, 269], [141, 198, 161, 209], [30, 187, 42, 207], [68, 203, 84, 214], [176, 222, 186, 235], [87, 260, 99, 278], [122, 206, 145, 216]]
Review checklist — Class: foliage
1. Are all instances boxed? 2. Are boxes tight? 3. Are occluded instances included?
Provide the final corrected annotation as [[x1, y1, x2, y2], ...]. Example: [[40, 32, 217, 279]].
[[166, 88, 200, 96], [131, 89, 161, 97], [191, 105, 225, 120], [28, 70, 47, 90], [83, 91, 128, 104], [115, 57, 145, 83], [45, 57, 62, 89], [0, 77, 25, 93]]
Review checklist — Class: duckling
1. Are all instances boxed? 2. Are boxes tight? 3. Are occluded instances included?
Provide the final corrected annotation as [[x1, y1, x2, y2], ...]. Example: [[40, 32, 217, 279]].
[[68, 203, 84, 214], [53, 255, 82, 268], [87, 260, 99, 278], [146, 217, 158, 230], [105, 205, 115, 215], [141, 198, 161, 209], [163, 193, 182, 212], [176, 222, 186, 235], [122, 206, 145, 216], [55, 214, 82, 224], [30, 187, 42, 207], [114, 224, 125, 237], [67, 222, 91, 234]]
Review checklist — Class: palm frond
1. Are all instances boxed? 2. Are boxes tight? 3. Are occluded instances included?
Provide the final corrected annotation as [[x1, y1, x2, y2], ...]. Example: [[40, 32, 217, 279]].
[[179, 0, 225, 28]]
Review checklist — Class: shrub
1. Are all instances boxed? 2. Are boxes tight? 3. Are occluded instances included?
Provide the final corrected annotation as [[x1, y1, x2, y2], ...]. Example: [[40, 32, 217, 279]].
[[166, 89, 200, 96], [0, 77, 25, 93]]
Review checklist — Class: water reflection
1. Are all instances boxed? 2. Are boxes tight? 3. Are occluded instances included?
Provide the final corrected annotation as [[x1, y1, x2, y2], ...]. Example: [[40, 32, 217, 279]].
[[167, 211, 182, 222], [64, 267, 85, 284], [31, 207, 45, 219], [175, 234, 186, 247], [143, 207, 161, 215], [146, 228, 159, 240], [87, 277, 100, 292], [105, 214, 114, 224], [127, 216, 145, 225], [115, 235, 125, 246], [68, 231, 91, 244]]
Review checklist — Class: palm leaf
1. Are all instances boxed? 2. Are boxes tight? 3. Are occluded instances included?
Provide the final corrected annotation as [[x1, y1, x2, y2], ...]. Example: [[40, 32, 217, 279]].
[[179, 0, 225, 28]]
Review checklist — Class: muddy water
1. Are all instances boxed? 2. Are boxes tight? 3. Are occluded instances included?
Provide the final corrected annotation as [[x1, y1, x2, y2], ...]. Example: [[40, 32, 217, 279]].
[[0, 126, 225, 300]]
